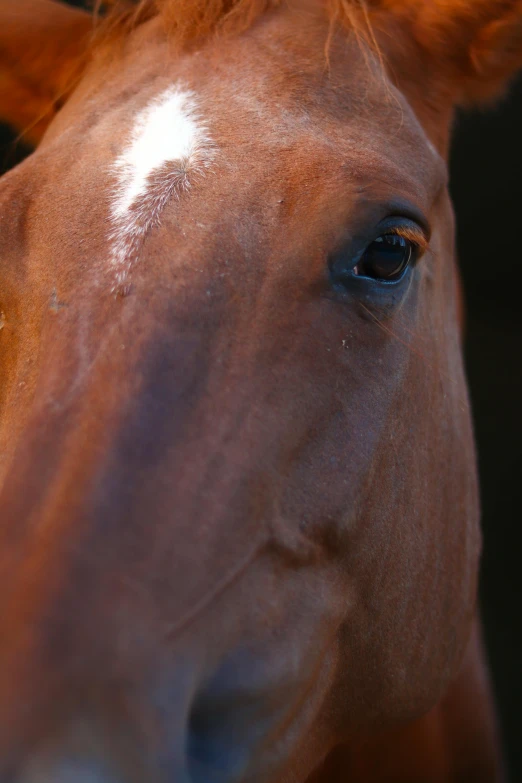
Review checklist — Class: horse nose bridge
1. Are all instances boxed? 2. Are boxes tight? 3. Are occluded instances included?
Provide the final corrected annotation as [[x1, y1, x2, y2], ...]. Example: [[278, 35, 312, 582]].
[[0, 307, 293, 781], [0, 307, 245, 518], [0, 308, 273, 627]]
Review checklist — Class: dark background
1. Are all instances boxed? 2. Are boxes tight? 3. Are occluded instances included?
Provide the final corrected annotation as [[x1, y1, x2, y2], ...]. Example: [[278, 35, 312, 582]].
[[451, 79, 522, 782], [1, 1, 521, 779]]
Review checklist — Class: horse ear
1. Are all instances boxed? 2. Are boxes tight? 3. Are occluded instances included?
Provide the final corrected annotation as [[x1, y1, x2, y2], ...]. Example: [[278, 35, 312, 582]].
[[0, 0, 92, 144], [372, 0, 522, 105]]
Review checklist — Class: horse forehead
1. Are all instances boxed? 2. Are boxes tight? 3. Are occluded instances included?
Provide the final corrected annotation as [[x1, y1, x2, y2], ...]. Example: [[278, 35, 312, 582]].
[[21, 24, 444, 282], [45, 11, 438, 199], [106, 70, 428, 184], [103, 77, 439, 223], [87, 20, 411, 149], [55, 61, 438, 295]]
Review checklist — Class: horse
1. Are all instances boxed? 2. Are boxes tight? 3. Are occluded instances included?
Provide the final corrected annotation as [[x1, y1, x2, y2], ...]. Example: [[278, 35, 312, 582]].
[[0, 0, 520, 780]]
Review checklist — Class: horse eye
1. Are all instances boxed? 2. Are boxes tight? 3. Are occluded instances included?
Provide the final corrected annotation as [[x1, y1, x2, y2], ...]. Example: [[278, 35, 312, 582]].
[[353, 234, 415, 282]]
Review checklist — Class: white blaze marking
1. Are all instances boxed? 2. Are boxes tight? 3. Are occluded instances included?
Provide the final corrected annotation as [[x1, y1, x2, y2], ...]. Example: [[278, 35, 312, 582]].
[[109, 87, 213, 288]]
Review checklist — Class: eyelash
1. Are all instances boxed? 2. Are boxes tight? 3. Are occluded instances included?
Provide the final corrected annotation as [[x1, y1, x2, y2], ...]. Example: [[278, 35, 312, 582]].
[[378, 224, 428, 256]]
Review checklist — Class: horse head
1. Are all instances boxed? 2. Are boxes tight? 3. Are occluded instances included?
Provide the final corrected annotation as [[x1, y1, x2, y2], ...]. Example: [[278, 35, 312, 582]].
[[0, 1, 520, 780]]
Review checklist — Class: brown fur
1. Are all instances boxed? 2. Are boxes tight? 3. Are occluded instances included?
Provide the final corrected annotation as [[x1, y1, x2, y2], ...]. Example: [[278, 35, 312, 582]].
[[97, 0, 522, 102], [3, 0, 522, 144], [0, 0, 92, 142], [0, 0, 520, 781]]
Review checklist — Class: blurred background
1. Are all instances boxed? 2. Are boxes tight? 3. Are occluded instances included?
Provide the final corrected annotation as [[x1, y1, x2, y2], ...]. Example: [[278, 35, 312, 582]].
[[0, 1, 520, 779], [451, 77, 522, 782]]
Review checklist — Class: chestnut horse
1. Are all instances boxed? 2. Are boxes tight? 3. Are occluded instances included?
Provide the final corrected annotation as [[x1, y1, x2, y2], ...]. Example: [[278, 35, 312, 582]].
[[0, 0, 520, 780]]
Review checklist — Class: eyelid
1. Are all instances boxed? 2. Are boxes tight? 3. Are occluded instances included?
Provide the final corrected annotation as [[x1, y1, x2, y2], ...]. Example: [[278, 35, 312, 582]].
[[379, 223, 429, 256]]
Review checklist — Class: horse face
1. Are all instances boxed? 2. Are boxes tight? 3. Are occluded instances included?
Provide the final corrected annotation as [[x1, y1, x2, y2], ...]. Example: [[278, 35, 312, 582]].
[[0, 1, 519, 780]]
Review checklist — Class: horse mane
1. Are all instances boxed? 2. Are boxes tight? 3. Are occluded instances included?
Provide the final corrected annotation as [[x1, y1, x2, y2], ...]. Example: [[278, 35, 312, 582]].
[[95, 0, 373, 51]]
